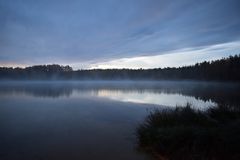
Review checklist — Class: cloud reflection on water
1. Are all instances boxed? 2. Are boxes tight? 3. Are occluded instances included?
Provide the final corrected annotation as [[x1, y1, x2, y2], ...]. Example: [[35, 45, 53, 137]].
[[0, 81, 239, 109]]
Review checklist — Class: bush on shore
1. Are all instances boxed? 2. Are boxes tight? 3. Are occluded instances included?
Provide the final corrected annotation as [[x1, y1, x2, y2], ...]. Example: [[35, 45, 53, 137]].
[[136, 103, 240, 160]]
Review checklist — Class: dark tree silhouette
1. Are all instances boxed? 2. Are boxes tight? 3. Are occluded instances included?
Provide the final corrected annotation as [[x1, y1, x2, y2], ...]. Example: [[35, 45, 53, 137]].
[[0, 55, 239, 81]]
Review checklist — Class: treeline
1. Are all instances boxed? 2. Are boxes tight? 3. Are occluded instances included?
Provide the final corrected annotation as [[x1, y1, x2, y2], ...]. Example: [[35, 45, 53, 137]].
[[0, 54, 240, 81]]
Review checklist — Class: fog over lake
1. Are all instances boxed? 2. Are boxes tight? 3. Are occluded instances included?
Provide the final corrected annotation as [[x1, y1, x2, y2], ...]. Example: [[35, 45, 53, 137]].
[[0, 81, 239, 160]]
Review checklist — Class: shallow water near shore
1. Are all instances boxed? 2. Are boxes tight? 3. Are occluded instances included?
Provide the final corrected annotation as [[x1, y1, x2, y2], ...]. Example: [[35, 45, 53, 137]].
[[0, 81, 239, 160]]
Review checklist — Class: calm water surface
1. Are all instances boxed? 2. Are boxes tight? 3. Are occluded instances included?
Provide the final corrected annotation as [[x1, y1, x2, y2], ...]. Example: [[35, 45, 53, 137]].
[[0, 81, 239, 160]]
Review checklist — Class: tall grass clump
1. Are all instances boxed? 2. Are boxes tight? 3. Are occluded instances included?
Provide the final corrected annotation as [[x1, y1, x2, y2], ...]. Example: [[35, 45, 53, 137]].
[[136, 103, 240, 160]]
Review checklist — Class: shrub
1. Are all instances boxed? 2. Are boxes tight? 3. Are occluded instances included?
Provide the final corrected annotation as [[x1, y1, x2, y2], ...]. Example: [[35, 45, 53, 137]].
[[136, 104, 240, 160]]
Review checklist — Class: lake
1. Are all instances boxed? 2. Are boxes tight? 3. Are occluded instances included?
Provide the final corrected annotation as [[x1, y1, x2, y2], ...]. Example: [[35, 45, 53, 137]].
[[0, 81, 239, 160]]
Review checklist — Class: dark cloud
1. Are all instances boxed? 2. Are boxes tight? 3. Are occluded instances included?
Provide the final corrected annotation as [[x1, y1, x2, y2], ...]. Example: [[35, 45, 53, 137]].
[[0, 0, 240, 67]]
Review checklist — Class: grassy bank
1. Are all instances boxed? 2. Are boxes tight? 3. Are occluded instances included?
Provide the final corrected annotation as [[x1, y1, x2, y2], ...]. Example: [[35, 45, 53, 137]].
[[136, 104, 240, 160]]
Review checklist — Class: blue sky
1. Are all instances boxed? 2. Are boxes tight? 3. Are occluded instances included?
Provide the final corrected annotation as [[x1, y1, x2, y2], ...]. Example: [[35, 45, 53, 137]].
[[0, 0, 240, 69]]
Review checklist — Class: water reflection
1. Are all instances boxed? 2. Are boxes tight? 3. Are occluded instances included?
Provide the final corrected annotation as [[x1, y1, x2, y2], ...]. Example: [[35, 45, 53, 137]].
[[0, 81, 240, 108], [0, 81, 240, 160], [93, 90, 214, 109]]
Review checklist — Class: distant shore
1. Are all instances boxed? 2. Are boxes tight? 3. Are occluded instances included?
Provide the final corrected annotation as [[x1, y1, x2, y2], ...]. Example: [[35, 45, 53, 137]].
[[1, 55, 240, 82]]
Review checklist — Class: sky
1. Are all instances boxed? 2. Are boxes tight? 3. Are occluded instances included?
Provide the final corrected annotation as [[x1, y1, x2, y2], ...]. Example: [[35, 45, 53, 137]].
[[0, 0, 240, 69]]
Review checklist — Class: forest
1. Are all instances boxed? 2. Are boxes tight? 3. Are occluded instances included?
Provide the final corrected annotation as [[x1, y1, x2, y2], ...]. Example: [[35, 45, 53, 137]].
[[0, 54, 239, 81]]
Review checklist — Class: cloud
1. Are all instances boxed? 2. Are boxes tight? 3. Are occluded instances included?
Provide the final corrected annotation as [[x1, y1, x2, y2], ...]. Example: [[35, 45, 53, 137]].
[[0, 0, 240, 68], [89, 41, 240, 69]]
